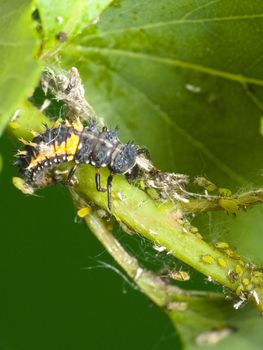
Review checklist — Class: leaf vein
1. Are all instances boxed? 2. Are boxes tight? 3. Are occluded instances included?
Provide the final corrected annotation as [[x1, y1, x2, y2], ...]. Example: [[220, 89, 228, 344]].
[[181, 0, 221, 20], [76, 46, 263, 87], [81, 13, 263, 42]]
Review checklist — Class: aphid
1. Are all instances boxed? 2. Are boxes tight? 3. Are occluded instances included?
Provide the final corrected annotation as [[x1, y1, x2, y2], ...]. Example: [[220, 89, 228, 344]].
[[77, 207, 91, 218], [214, 242, 229, 250], [201, 255, 215, 264], [217, 258, 226, 267], [168, 270, 190, 281], [15, 119, 139, 209], [235, 264, 243, 276]]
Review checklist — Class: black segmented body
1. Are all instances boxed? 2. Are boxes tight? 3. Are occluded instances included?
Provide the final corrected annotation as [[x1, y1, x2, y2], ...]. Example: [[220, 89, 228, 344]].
[[76, 123, 136, 174], [16, 121, 138, 209]]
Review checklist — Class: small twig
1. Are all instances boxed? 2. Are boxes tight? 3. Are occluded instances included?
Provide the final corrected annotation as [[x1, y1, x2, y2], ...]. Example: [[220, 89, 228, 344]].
[[83, 210, 226, 305], [41, 67, 103, 126], [181, 189, 263, 213], [79, 205, 234, 336]]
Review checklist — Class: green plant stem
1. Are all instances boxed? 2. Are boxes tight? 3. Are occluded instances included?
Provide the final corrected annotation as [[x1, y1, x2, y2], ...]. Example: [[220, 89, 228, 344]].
[[8, 99, 263, 313], [71, 164, 263, 312]]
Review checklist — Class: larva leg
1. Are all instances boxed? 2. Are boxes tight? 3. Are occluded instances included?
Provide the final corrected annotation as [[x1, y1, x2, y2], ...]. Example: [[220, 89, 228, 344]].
[[107, 174, 113, 210], [95, 168, 106, 192], [67, 164, 78, 185]]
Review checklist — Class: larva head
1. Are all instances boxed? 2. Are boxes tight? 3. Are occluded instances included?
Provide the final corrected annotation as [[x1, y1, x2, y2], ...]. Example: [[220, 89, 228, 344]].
[[110, 144, 137, 174]]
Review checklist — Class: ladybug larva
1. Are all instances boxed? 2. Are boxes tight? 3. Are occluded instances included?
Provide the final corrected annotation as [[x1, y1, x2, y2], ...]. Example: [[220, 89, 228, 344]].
[[15, 119, 138, 209]]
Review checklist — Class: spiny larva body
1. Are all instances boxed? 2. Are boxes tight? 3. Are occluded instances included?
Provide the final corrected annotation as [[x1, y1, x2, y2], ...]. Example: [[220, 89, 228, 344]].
[[16, 119, 138, 209]]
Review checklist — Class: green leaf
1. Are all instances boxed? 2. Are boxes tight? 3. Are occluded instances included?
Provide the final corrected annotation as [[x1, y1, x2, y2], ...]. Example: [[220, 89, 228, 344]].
[[168, 298, 263, 350], [56, 0, 263, 348], [0, 0, 40, 135], [7, 99, 51, 140], [175, 305, 263, 350], [65, 0, 263, 188], [35, 0, 114, 55], [84, 0, 116, 23]]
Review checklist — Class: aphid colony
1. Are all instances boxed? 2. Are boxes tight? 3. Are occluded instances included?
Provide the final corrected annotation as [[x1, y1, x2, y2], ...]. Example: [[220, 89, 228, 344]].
[[16, 119, 138, 209]]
